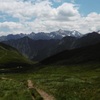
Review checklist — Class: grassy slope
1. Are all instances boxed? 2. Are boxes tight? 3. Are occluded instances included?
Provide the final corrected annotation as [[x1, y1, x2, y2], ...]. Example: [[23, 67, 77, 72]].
[[0, 43, 33, 70]]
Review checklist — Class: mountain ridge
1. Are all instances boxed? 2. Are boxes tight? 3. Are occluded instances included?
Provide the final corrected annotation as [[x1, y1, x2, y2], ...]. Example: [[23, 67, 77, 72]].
[[40, 41, 100, 65], [2, 31, 100, 61], [0, 30, 82, 41]]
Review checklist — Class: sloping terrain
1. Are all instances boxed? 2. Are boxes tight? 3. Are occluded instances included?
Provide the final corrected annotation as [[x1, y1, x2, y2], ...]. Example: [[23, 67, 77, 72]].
[[0, 42, 33, 70], [3, 37, 60, 61], [41, 42, 100, 65], [3, 32, 100, 62], [74, 32, 100, 48]]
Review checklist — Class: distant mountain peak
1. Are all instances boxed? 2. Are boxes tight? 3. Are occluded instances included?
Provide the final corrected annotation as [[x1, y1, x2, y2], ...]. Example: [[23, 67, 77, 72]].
[[88, 31, 99, 35], [0, 30, 82, 41], [71, 30, 82, 37], [53, 29, 82, 38]]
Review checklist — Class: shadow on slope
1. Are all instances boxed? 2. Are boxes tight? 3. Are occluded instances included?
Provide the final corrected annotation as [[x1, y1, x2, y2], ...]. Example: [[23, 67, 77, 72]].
[[40, 42, 100, 65]]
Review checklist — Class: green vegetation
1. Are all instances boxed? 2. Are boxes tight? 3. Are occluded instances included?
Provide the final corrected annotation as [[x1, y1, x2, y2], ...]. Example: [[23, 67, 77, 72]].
[[0, 42, 100, 100], [0, 62, 100, 100], [29, 88, 43, 100], [0, 43, 32, 65], [0, 43, 34, 73], [0, 78, 32, 100], [29, 63, 100, 100]]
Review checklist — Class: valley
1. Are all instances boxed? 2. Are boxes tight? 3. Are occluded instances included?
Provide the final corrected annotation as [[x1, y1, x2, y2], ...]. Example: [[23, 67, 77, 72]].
[[0, 0, 100, 99], [0, 31, 100, 100]]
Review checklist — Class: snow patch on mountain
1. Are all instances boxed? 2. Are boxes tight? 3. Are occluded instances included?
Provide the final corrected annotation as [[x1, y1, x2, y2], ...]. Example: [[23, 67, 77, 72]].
[[0, 29, 83, 41]]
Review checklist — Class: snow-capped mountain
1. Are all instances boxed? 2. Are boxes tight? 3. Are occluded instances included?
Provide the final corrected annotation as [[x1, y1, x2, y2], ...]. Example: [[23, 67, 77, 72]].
[[3, 31, 100, 61], [28, 29, 82, 40], [0, 29, 82, 41], [70, 30, 82, 37], [57, 29, 82, 37]]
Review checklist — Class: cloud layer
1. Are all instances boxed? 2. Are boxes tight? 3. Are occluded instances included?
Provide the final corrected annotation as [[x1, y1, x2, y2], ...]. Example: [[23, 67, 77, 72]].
[[0, 0, 100, 35]]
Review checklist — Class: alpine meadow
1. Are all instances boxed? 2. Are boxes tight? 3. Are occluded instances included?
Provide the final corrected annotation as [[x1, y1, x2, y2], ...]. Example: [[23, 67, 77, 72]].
[[0, 0, 100, 100]]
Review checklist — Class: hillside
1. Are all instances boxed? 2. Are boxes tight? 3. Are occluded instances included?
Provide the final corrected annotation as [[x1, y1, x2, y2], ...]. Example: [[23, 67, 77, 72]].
[[3, 37, 60, 61], [41, 42, 100, 65], [74, 32, 100, 48], [0, 42, 33, 70]]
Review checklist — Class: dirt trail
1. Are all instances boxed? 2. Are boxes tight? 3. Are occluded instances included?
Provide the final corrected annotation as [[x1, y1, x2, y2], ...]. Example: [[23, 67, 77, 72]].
[[27, 80, 35, 100], [27, 80, 55, 100], [28, 80, 34, 88]]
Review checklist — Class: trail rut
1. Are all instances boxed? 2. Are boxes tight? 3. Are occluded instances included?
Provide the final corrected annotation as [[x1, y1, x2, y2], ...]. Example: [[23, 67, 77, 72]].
[[27, 80, 55, 100]]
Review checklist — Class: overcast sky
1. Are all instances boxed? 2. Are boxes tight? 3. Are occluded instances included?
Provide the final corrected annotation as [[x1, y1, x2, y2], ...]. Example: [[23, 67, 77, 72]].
[[0, 0, 100, 35]]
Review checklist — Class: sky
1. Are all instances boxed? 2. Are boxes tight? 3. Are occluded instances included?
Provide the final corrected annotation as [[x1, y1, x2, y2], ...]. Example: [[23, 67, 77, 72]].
[[0, 0, 100, 35]]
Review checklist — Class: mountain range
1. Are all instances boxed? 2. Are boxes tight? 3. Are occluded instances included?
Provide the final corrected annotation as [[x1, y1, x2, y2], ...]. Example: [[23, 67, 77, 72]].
[[0, 30, 82, 41], [1, 30, 100, 61]]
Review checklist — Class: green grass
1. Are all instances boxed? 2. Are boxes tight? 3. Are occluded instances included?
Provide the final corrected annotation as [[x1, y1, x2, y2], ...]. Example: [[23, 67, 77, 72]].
[[0, 47, 32, 64], [0, 43, 34, 73], [0, 78, 32, 100], [29, 63, 100, 100], [0, 43, 33, 68], [0, 63, 100, 100], [29, 88, 43, 100]]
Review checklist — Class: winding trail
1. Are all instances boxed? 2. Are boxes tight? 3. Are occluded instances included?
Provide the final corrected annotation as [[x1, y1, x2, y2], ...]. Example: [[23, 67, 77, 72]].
[[27, 80, 55, 100]]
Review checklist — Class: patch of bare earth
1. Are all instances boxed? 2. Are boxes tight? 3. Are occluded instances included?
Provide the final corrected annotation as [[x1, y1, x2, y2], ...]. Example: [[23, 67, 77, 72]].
[[27, 80, 55, 100]]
